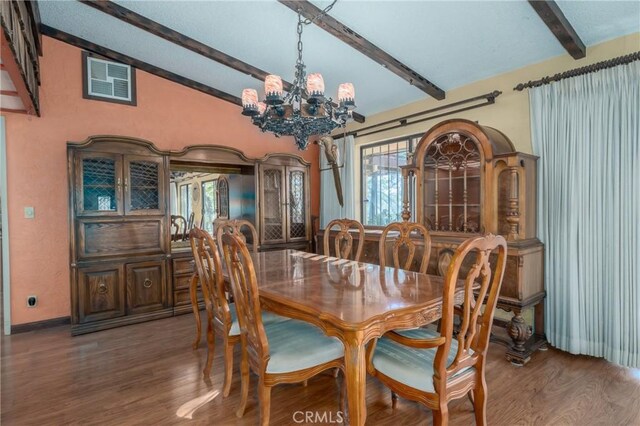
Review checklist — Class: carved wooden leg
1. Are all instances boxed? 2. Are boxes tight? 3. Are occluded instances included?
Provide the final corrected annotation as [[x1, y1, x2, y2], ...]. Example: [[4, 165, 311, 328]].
[[203, 314, 215, 378], [507, 313, 531, 354], [391, 391, 398, 409], [236, 342, 250, 418], [222, 337, 234, 397], [258, 379, 272, 426], [432, 403, 449, 426], [343, 331, 367, 426], [190, 273, 201, 350], [534, 302, 548, 350], [472, 374, 488, 426]]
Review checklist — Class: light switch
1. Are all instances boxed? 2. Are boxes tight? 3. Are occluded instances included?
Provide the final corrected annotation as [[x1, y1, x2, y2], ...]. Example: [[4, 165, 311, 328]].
[[24, 206, 35, 219]]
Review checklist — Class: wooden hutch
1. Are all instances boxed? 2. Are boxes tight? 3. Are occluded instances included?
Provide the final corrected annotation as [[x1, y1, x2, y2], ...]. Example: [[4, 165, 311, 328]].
[[320, 119, 546, 364], [68, 136, 311, 335]]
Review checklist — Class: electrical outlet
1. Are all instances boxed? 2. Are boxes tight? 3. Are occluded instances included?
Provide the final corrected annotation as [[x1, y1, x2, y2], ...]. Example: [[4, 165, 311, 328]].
[[27, 295, 37, 308], [24, 206, 35, 219]]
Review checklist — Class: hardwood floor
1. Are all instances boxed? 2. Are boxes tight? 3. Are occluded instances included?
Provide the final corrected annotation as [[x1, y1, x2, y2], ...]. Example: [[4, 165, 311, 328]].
[[2, 314, 639, 425]]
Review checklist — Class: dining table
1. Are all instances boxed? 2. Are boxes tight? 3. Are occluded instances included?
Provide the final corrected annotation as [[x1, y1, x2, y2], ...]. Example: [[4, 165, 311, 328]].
[[247, 249, 469, 426]]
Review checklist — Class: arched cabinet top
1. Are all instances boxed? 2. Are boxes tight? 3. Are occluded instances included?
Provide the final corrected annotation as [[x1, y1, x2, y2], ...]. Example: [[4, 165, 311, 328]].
[[411, 119, 515, 165], [68, 135, 310, 167]]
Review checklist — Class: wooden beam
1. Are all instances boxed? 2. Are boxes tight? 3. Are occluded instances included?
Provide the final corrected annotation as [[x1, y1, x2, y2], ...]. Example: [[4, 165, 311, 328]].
[[40, 24, 242, 106], [79, 0, 365, 123], [528, 0, 586, 59], [278, 0, 445, 100]]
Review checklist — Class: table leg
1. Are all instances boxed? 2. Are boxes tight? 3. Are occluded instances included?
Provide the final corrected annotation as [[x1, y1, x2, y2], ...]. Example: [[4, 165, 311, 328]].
[[343, 331, 366, 426]]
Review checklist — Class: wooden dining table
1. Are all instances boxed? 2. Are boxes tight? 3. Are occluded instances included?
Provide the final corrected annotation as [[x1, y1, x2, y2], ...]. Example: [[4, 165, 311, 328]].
[[248, 249, 468, 426]]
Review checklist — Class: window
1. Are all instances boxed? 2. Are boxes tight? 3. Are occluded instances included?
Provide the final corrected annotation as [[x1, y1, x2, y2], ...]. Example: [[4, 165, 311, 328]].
[[179, 184, 191, 219], [201, 179, 218, 234], [361, 135, 422, 226], [82, 51, 136, 105]]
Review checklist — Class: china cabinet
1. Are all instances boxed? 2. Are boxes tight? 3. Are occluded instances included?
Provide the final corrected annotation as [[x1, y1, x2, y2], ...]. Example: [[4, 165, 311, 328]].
[[408, 119, 545, 364], [68, 136, 311, 334], [320, 119, 545, 364], [258, 155, 310, 250]]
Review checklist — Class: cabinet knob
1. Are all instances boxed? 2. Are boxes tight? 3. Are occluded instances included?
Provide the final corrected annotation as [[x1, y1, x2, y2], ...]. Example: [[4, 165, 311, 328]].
[[143, 278, 153, 288], [98, 282, 108, 294]]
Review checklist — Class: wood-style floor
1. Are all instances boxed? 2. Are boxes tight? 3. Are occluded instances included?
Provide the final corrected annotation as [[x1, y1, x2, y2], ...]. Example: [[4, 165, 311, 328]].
[[2, 314, 639, 425]]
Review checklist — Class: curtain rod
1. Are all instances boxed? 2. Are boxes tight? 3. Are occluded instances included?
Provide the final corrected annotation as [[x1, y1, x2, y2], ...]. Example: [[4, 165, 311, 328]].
[[514, 51, 640, 91], [335, 91, 501, 139]]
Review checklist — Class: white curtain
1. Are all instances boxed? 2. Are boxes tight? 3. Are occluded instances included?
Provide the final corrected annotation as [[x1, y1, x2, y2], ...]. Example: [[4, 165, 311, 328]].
[[530, 61, 640, 368], [320, 135, 356, 228]]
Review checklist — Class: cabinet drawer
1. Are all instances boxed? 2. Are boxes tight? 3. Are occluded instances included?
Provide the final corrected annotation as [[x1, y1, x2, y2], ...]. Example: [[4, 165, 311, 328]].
[[174, 289, 203, 307], [174, 274, 194, 290], [78, 264, 125, 323], [126, 260, 167, 315], [173, 257, 195, 275], [78, 219, 165, 259]]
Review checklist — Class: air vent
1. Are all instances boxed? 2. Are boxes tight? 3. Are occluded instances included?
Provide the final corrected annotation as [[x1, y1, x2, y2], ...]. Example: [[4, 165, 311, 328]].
[[85, 54, 134, 103]]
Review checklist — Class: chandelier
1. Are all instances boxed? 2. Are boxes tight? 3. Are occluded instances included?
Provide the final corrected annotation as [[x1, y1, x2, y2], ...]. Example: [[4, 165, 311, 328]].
[[240, 4, 356, 150]]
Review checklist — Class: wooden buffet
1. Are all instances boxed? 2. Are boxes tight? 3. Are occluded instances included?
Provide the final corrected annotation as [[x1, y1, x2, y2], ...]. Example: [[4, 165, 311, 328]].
[[67, 136, 311, 335]]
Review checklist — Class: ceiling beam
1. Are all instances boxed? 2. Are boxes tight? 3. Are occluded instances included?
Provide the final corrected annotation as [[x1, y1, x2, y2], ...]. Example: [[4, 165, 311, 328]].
[[40, 24, 242, 105], [528, 0, 586, 59], [278, 0, 445, 100], [78, 0, 365, 123]]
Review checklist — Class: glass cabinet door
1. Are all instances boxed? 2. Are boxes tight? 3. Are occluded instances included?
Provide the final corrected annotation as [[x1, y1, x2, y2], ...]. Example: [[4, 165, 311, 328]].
[[124, 155, 165, 215], [77, 152, 123, 216], [260, 166, 286, 244], [287, 167, 308, 241]]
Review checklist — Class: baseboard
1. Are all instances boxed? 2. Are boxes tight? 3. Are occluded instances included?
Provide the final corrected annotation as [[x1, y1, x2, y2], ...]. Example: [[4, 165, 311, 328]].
[[11, 316, 71, 334]]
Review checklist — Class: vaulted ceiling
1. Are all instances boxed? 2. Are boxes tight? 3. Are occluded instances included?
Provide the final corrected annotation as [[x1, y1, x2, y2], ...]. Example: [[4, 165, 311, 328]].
[[38, 0, 640, 117]]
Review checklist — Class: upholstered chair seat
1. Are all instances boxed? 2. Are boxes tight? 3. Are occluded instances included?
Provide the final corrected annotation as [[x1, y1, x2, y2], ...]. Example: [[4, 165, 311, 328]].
[[372, 328, 474, 394], [262, 320, 344, 374]]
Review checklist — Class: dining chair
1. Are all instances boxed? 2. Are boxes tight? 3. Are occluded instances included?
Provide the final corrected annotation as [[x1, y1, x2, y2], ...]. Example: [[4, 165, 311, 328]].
[[379, 221, 431, 274], [366, 234, 507, 425], [190, 218, 259, 347], [170, 214, 187, 242], [323, 218, 365, 261], [188, 228, 288, 396], [221, 232, 345, 426], [215, 218, 259, 253]]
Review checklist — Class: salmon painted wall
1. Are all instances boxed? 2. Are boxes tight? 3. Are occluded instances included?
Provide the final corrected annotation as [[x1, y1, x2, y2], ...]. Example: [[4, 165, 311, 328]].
[[2, 37, 320, 325]]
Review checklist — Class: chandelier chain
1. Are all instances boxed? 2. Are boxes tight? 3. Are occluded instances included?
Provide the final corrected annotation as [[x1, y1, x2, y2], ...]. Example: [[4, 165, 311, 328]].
[[301, 0, 338, 25]]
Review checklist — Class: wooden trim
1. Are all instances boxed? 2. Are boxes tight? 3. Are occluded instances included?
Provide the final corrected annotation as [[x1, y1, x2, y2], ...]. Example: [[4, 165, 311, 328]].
[[528, 0, 586, 59], [278, 0, 445, 100], [11, 316, 71, 334], [79, 0, 365, 124], [40, 24, 242, 106], [81, 51, 137, 106], [0, 29, 38, 115], [0, 107, 28, 114], [0, 90, 18, 96]]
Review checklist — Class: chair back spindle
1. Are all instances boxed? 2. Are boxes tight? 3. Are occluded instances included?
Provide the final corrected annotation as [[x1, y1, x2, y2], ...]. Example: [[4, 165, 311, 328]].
[[189, 228, 231, 332], [323, 218, 365, 261], [434, 234, 507, 392], [221, 233, 269, 371], [379, 221, 431, 273]]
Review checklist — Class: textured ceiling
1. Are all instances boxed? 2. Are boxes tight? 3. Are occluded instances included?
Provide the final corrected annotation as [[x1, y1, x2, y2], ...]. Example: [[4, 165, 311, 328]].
[[38, 0, 640, 116]]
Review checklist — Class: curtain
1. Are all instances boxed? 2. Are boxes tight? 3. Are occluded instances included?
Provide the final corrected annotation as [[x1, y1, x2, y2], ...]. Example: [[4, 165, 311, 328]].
[[530, 61, 640, 367], [320, 135, 355, 228]]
